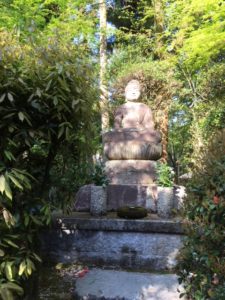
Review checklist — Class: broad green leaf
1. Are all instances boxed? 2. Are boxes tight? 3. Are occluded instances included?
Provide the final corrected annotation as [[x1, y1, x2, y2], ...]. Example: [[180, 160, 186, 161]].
[[53, 96, 58, 105], [4, 151, 15, 161], [1, 282, 23, 296], [36, 88, 42, 97], [2, 209, 15, 227], [8, 174, 23, 190], [18, 112, 25, 122], [24, 215, 29, 227], [0, 93, 6, 103], [0, 288, 14, 300], [7, 93, 14, 102], [65, 127, 70, 140], [3, 113, 15, 119], [58, 77, 70, 91], [18, 261, 26, 276], [0, 175, 6, 194], [30, 215, 43, 226], [5, 262, 13, 281], [3, 239, 19, 249], [23, 114, 32, 126], [32, 253, 42, 263], [18, 78, 26, 85], [45, 79, 52, 91], [4, 179, 12, 200], [58, 126, 64, 139], [0, 249, 5, 257], [72, 99, 80, 108], [26, 258, 35, 275]]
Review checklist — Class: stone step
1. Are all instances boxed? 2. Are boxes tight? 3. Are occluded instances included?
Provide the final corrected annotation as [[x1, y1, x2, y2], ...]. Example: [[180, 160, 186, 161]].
[[41, 213, 184, 271], [74, 268, 183, 300], [56, 212, 184, 234]]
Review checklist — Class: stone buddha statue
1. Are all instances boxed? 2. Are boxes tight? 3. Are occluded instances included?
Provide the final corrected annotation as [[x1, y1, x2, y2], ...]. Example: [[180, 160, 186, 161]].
[[103, 79, 162, 160]]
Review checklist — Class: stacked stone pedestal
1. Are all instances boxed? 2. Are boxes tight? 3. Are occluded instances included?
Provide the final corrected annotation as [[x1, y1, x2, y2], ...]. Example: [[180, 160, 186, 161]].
[[102, 127, 162, 215], [105, 160, 157, 185]]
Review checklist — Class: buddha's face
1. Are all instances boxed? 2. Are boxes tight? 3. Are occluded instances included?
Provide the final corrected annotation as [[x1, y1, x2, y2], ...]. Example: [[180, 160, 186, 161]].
[[125, 80, 141, 102]]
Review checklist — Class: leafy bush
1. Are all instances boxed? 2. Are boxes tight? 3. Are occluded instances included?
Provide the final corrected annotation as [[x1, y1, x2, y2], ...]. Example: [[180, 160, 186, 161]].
[[156, 162, 175, 187], [0, 30, 98, 298], [177, 130, 225, 299]]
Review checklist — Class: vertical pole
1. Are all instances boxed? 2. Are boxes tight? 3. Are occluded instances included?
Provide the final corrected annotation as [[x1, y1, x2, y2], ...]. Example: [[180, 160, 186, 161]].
[[99, 0, 109, 132], [153, 0, 164, 58]]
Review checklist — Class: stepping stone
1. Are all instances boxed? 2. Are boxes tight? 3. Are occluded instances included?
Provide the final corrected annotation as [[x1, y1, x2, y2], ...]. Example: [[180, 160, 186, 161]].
[[74, 268, 183, 300]]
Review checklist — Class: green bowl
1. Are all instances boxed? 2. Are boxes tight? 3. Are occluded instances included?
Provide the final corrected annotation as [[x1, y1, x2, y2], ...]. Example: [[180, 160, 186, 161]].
[[117, 206, 148, 219]]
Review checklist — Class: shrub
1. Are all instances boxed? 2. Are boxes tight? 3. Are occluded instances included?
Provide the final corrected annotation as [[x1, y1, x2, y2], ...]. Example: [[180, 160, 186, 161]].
[[0, 30, 98, 298], [177, 130, 225, 299], [156, 162, 175, 187]]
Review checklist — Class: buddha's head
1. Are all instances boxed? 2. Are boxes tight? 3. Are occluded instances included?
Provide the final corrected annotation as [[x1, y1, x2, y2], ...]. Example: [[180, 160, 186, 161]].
[[125, 79, 141, 102]]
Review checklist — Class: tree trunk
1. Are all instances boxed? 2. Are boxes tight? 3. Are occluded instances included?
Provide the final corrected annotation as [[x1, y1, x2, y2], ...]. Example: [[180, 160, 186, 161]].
[[99, 0, 109, 132], [156, 105, 169, 163], [153, 0, 168, 161], [153, 0, 164, 58]]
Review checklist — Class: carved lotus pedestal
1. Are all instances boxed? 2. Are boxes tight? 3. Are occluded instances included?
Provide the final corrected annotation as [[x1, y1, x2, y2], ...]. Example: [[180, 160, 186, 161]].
[[103, 130, 162, 161]]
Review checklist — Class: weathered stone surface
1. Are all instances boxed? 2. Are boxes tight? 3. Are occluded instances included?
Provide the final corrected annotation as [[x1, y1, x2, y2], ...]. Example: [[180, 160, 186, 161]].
[[73, 184, 184, 215], [74, 184, 92, 212], [107, 184, 156, 212], [41, 213, 184, 271], [90, 186, 107, 216], [103, 130, 162, 144], [105, 160, 157, 185], [104, 140, 162, 160], [157, 187, 174, 219], [56, 213, 184, 234], [114, 102, 154, 130], [41, 229, 183, 271]]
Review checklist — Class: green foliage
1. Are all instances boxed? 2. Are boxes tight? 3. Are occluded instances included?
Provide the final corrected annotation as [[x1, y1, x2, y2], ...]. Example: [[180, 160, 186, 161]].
[[168, 101, 192, 180], [88, 161, 109, 187], [165, 0, 225, 69], [0, 0, 98, 42], [0, 1, 100, 295], [108, 0, 154, 35], [177, 130, 225, 299], [0, 25, 98, 297], [156, 162, 175, 187]]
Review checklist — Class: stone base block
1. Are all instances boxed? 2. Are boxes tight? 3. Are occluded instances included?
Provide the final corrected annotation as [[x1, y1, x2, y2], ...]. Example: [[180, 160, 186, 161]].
[[157, 187, 174, 218], [74, 184, 186, 217], [74, 184, 92, 212], [107, 184, 157, 212], [41, 215, 184, 271], [105, 160, 157, 185], [90, 186, 107, 216]]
